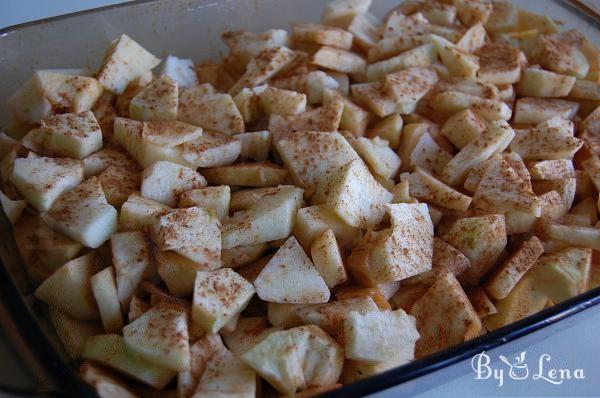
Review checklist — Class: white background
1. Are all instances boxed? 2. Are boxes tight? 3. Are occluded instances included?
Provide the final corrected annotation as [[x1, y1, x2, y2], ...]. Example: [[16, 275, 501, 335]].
[[0, 1, 599, 397]]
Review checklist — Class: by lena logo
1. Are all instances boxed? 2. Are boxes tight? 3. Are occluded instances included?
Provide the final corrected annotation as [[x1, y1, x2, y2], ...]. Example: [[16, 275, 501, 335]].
[[471, 351, 585, 387]]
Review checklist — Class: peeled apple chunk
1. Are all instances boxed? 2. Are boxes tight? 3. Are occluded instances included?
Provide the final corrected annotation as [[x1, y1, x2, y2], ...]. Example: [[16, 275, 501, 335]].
[[254, 236, 330, 304], [42, 177, 118, 248], [11, 156, 83, 212], [122, 302, 190, 372], [192, 268, 255, 334], [343, 309, 419, 363], [97, 34, 161, 94], [34, 252, 102, 320], [82, 334, 176, 389]]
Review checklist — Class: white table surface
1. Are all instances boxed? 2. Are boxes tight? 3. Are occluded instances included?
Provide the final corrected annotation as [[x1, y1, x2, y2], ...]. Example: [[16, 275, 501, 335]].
[[1, 1, 599, 397]]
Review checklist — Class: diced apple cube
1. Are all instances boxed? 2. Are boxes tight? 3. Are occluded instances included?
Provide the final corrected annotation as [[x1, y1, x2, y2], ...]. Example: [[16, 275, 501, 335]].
[[194, 348, 257, 398], [119, 192, 170, 231], [410, 272, 482, 357], [313, 159, 393, 228], [91, 266, 123, 333], [260, 86, 307, 116], [311, 229, 347, 288], [34, 252, 102, 320], [517, 68, 576, 98], [513, 98, 579, 125], [409, 167, 472, 212], [140, 161, 206, 206], [344, 309, 419, 363], [11, 157, 83, 212], [179, 90, 244, 135], [277, 131, 359, 197], [42, 177, 118, 248], [202, 162, 288, 187], [178, 185, 230, 221], [129, 75, 179, 121], [48, 308, 102, 359], [111, 231, 153, 308], [269, 101, 344, 143], [192, 268, 255, 334], [181, 131, 241, 168], [236, 131, 272, 161], [82, 334, 176, 389], [97, 34, 161, 94], [440, 109, 486, 149]]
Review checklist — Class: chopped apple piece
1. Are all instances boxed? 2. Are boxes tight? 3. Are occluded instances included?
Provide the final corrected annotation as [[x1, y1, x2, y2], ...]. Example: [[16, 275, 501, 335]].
[[294, 205, 362, 250], [179, 90, 244, 135], [536, 217, 600, 251], [322, 0, 372, 28], [347, 14, 380, 50], [409, 167, 472, 212], [484, 236, 544, 300], [528, 160, 575, 181], [49, 308, 102, 359], [271, 70, 340, 104], [475, 42, 521, 84], [111, 231, 152, 308], [513, 98, 579, 125], [181, 131, 241, 168], [34, 252, 101, 320], [0, 190, 25, 225], [406, 237, 471, 285], [313, 159, 393, 228], [79, 362, 138, 398], [351, 136, 401, 180], [129, 75, 178, 121], [140, 161, 206, 206], [113, 117, 188, 168], [178, 186, 230, 221], [42, 177, 118, 248], [367, 113, 403, 149], [344, 309, 419, 363], [473, 155, 541, 216], [8, 71, 103, 123], [122, 302, 190, 371], [192, 268, 255, 334], [310, 229, 347, 288], [222, 185, 303, 248], [365, 44, 438, 82], [229, 46, 297, 96], [277, 131, 359, 197], [236, 131, 271, 161], [151, 207, 220, 267], [292, 23, 353, 50], [203, 162, 288, 187], [408, 132, 453, 175], [582, 155, 600, 191], [260, 86, 306, 116], [312, 46, 367, 74], [455, 0, 492, 27], [295, 297, 378, 341], [431, 36, 480, 78], [410, 272, 482, 357], [91, 266, 123, 333], [154, 250, 207, 297], [430, 91, 512, 121], [269, 101, 343, 143], [350, 203, 433, 284], [97, 34, 160, 94], [24, 111, 103, 159], [517, 68, 576, 98], [119, 192, 170, 231], [222, 317, 280, 355], [442, 120, 515, 186], [442, 214, 507, 286], [221, 243, 269, 269], [322, 88, 371, 137], [534, 34, 590, 78], [82, 334, 176, 389], [194, 347, 257, 398], [177, 333, 225, 397], [255, 236, 330, 304], [484, 271, 548, 331], [456, 22, 486, 53], [510, 120, 582, 161], [440, 109, 486, 149], [11, 156, 83, 212]]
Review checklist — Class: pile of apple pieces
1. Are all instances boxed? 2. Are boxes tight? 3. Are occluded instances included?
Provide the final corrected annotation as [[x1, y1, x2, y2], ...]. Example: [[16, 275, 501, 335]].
[[2, 0, 600, 396]]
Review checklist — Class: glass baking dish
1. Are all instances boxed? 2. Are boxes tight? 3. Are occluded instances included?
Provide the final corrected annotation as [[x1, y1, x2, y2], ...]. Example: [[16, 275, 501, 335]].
[[0, 0, 598, 396]]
